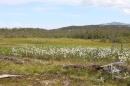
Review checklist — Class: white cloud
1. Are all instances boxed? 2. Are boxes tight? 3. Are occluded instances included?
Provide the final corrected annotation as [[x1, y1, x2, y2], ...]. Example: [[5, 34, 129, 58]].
[[124, 8, 130, 14], [0, 0, 130, 14], [45, 0, 130, 14], [0, 0, 129, 6], [83, 0, 130, 14], [0, 0, 32, 5]]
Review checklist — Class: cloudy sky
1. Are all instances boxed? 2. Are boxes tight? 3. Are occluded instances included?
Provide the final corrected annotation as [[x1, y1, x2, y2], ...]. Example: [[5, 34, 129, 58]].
[[0, 0, 130, 29]]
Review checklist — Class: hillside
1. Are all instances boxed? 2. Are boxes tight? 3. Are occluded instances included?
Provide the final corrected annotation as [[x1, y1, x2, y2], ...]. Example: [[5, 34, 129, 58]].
[[0, 24, 130, 42]]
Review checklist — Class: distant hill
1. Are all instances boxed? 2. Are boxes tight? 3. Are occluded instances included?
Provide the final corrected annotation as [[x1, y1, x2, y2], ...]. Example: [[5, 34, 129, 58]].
[[55, 24, 130, 31], [0, 23, 130, 42], [55, 22, 130, 30], [101, 22, 130, 26]]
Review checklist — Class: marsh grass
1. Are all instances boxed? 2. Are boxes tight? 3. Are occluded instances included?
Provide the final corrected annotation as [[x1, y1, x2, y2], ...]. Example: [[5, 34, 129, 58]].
[[0, 59, 129, 86], [0, 38, 130, 86], [9, 46, 130, 64], [1, 38, 130, 47], [0, 47, 12, 56]]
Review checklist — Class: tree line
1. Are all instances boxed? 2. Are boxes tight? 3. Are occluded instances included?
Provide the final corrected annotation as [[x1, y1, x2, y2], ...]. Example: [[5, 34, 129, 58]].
[[0, 25, 130, 42]]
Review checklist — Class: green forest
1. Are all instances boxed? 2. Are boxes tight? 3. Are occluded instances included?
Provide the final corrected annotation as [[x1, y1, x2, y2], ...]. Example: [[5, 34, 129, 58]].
[[0, 25, 130, 43]]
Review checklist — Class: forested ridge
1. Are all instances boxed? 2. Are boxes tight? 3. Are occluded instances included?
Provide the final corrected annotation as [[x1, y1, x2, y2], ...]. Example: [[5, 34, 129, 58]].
[[0, 25, 130, 42]]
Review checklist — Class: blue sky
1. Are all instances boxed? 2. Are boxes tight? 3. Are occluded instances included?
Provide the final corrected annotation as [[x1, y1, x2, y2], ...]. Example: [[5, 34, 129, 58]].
[[0, 0, 130, 29]]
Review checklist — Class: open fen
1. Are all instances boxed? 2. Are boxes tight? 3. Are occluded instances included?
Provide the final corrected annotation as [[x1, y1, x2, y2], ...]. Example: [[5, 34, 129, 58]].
[[0, 38, 130, 86]]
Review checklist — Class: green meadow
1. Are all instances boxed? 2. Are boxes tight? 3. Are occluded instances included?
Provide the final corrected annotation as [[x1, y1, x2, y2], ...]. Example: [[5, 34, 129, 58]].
[[0, 38, 130, 86], [0, 38, 130, 47]]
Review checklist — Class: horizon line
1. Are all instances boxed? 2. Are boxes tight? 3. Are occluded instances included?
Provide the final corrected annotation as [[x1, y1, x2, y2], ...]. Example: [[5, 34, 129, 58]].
[[0, 21, 129, 30]]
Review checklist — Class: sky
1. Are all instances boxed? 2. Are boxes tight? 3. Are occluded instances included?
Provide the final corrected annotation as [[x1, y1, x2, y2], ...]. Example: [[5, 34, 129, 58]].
[[0, 0, 130, 29]]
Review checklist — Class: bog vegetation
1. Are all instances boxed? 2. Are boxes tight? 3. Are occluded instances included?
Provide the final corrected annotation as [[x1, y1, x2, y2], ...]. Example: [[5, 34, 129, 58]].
[[0, 25, 130, 86]]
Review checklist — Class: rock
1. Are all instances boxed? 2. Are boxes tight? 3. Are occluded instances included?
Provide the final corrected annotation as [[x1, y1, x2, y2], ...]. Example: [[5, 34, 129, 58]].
[[0, 74, 22, 79], [101, 62, 127, 74]]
